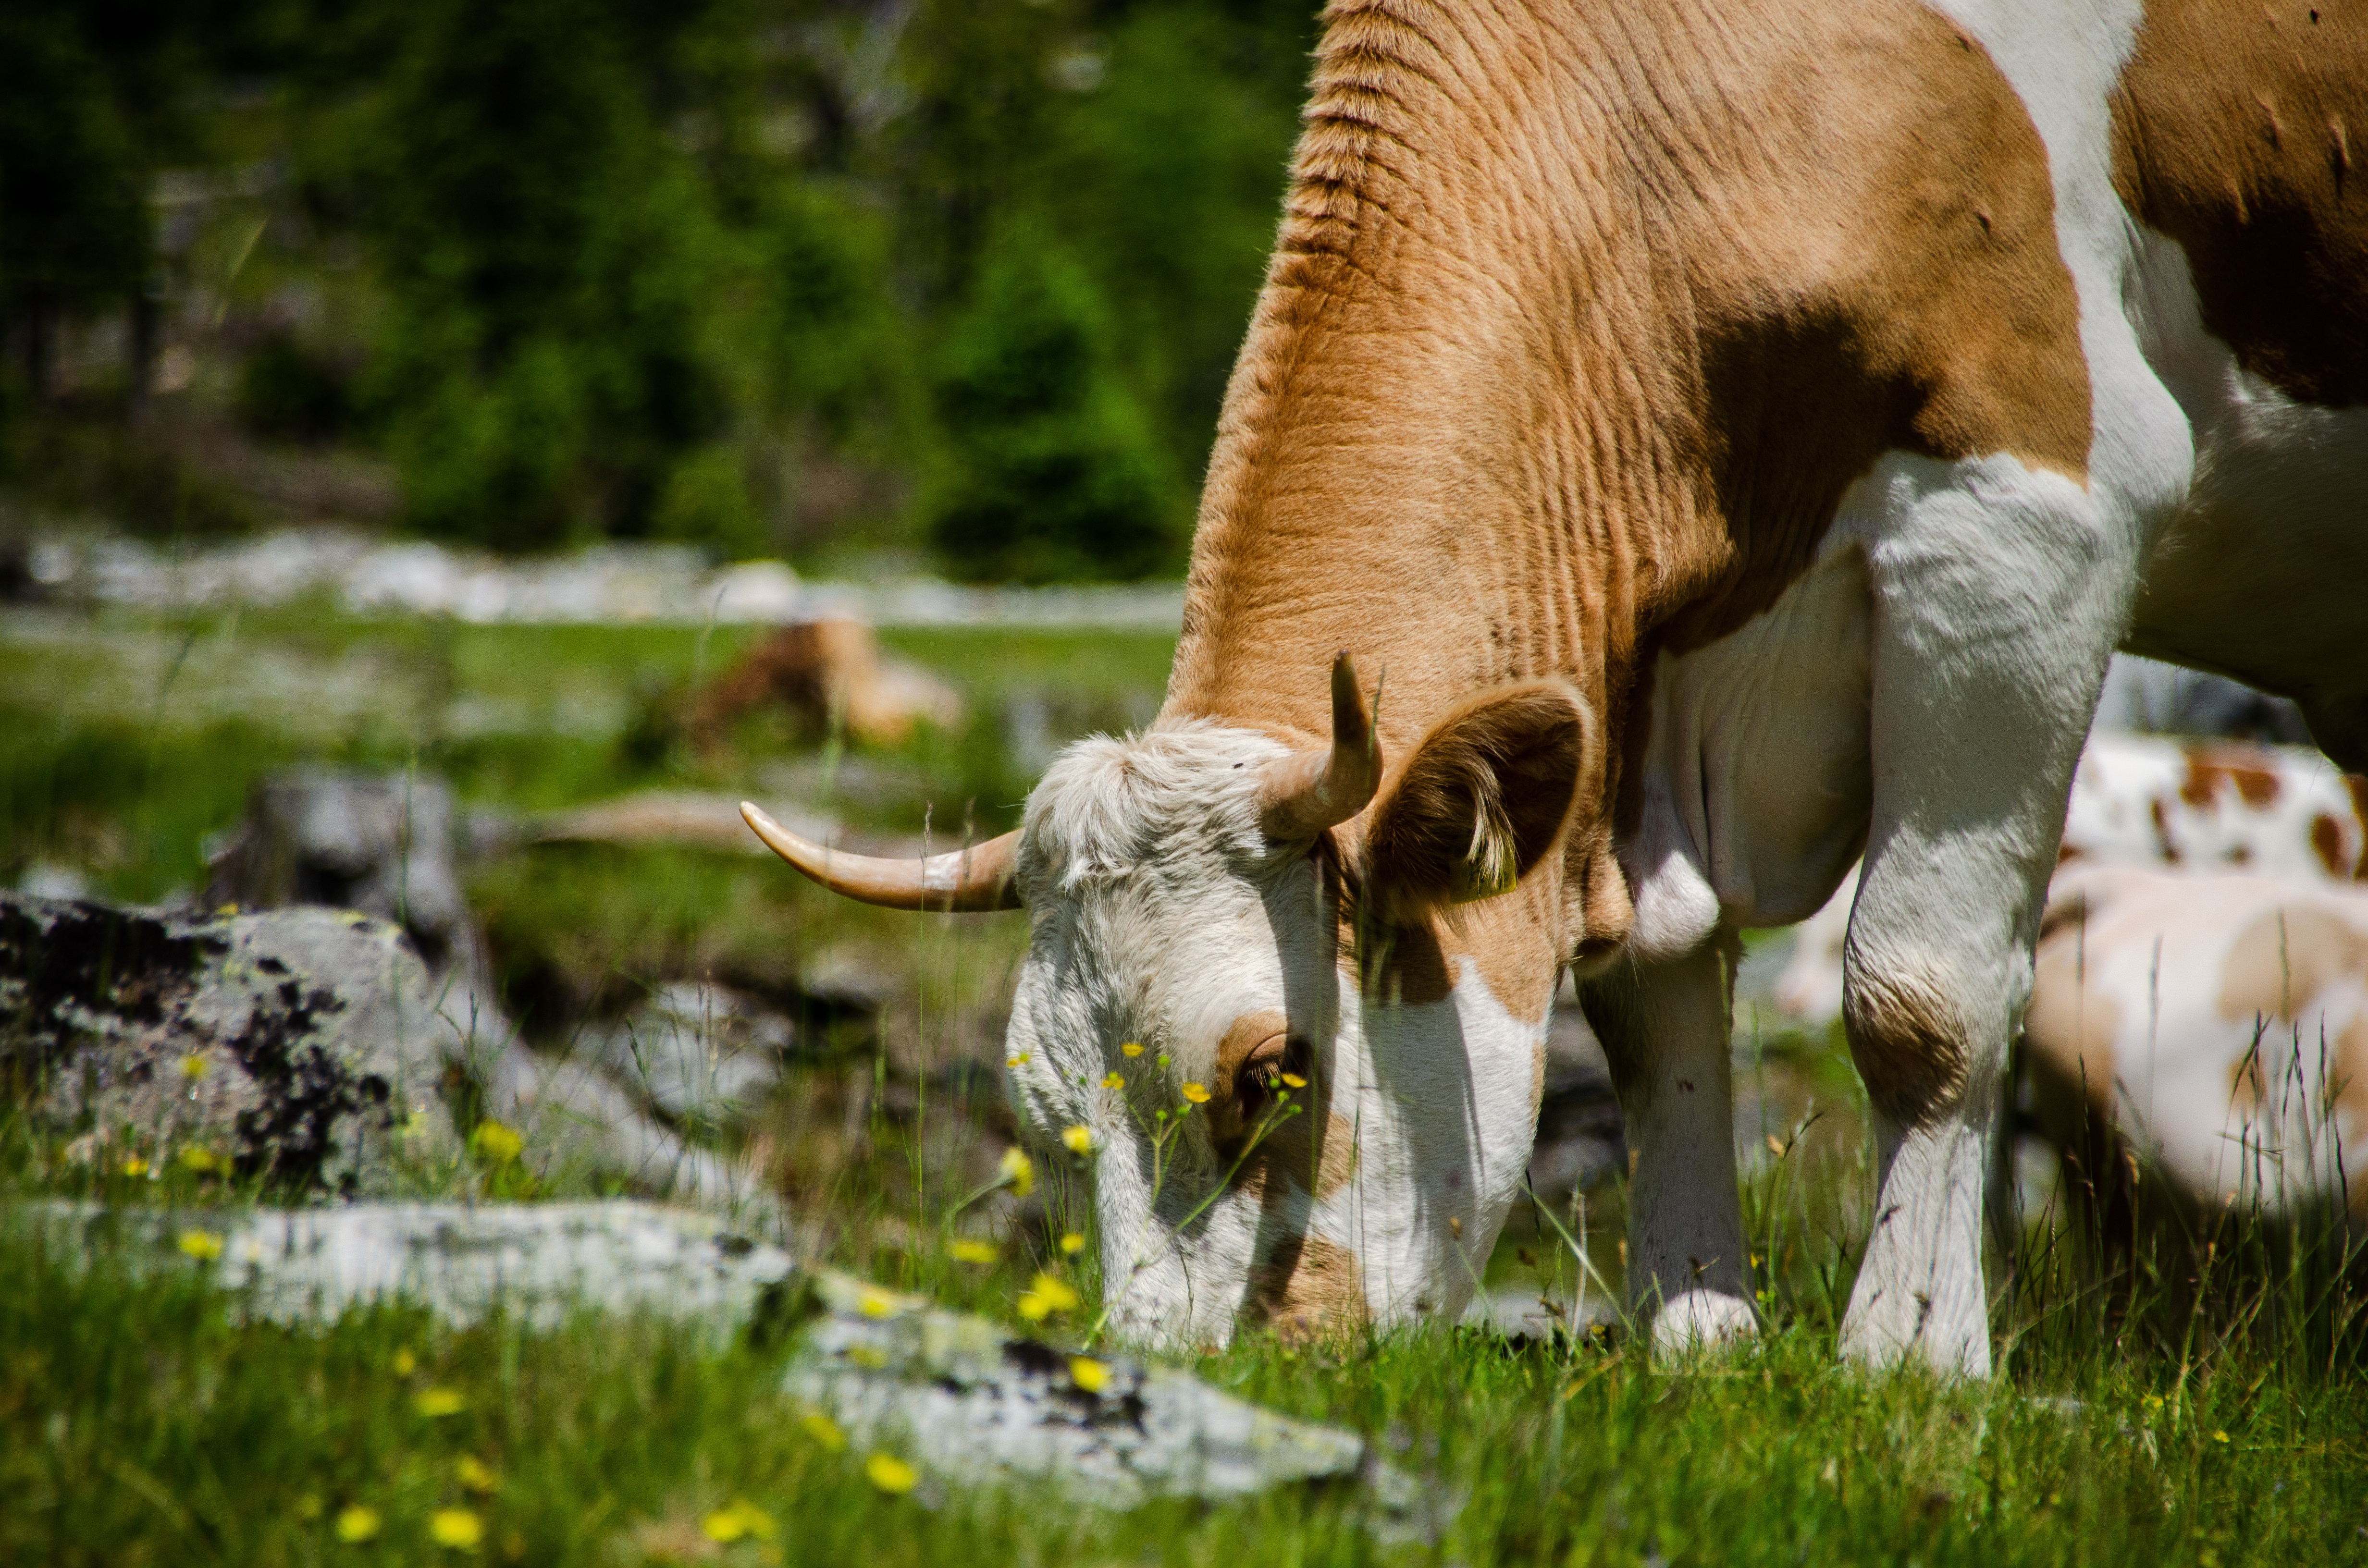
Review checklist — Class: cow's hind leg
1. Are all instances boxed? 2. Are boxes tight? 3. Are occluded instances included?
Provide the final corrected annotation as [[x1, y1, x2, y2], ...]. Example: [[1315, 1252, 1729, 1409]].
[[1839, 452, 2146, 1376], [1582, 932, 1753, 1353]]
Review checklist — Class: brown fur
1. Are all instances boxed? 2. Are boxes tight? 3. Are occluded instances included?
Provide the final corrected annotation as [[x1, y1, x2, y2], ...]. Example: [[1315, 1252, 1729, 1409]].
[[1161, 0, 2090, 993], [2181, 747, 2285, 809], [1244, 1230, 1368, 1341], [2112, 0, 2368, 407], [2215, 903, 2368, 1022], [1843, 963, 1973, 1127]]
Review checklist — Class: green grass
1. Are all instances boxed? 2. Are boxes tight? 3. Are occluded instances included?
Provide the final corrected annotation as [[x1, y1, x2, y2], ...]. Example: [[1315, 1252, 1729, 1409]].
[[6, 599, 2368, 1565]]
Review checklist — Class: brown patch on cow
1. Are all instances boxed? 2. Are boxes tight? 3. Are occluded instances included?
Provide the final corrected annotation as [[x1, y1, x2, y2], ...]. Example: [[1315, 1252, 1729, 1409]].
[[1164, 0, 2091, 951], [2338, 1014, 2368, 1213], [2181, 746, 2284, 809], [2112, 0, 2368, 407], [2025, 926, 2123, 1117], [2350, 774, 2368, 879], [2150, 796, 2182, 862], [2215, 904, 2368, 1024], [2313, 814, 2348, 878], [1844, 964, 1971, 1127], [1244, 1230, 1367, 1343]]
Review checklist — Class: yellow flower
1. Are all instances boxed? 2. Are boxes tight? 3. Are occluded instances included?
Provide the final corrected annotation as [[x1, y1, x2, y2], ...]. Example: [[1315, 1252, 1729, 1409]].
[[470, 1121, 523, 1165], [1279, 1073, 1307, 1090], [180, 1147, 219, 1174], [950, 1238, 999, 1265], [1121, 1042, 1144, 1057], [177, 1229, 224, 1261], [1015, 1271, 1083, 1323], [415, 1387, 468, 1418], [1069, 1357, 1110, 1394], [1100, 1072, 1125, 1090], [1007, 1053, 1030, 1068], [857, 1286, 899, 1319], [393, 1348, 417, 1376], [702, 1499, 777, 1542], [1180, 1084, 1211, 1105], [2143, 1394, 2164, 1410], [2212, 1430, 2230, 1444], [799, 1411, 847, 1451], [178, 1054, 209, 1080], [455, 1455, 498, 1494], [334, 1505, 382, 1543], [863, 1453, 919, 1495], [997, 1147, 1036, 1198], [428, 1508, 483, 1549], [1060, 1125, 1095, 1155], [121, 1154, 149, 1177], [1059, 1232, 1085, 1256]]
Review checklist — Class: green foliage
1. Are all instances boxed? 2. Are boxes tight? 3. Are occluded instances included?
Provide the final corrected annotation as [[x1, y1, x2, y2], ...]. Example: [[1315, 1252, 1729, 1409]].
[[929, 222, 1180, 582]]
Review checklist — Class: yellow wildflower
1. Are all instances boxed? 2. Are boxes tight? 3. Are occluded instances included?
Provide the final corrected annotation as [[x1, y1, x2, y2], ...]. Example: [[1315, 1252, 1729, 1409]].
[[1007, 1053, 1030, 1068], [997, 1147, 1036, 1198], [950, 1238, 999, 1265], [863, 1453, 919, 1495], [178, 1054, 209, 1081], [857, 1286, 899, 1319], [1017, 1271, 1082, 1322], [334, 1505, 382, 1543], [415, 1387, 468, 1418], [1060, 1125, 1095, 1155], [799, 1411, 847, 1451], [702, 1500, 777, 1543], [1059, 1232, 1085, 1255], [180, 1147, 219, 1174], [455, 1455, 498, 1494], [1180, 1084, 1211, 1105], [428, 1507, 483, 1549], [1279, 1073, 1307, 1090], [1069, 1357, 1110, 1394], [1100, 1072, 1124, 1090], [1121, 1042, 1144, 1057], [2212, 1430, 2230, 1444], [122, 1154, 149, 1177], [177, 1229, 224, 1262], [393, 1348, 417, 1377], [470, 1121, 523, 1165]]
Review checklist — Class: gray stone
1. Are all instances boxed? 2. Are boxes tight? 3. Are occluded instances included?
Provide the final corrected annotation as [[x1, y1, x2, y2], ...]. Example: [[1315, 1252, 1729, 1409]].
[[0, 893, 463, 1193], [578, 981, 788, 1124]]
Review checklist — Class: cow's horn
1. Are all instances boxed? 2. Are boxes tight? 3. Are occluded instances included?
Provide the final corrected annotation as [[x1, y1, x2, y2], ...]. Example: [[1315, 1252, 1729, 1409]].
[[740, 803, 1023, 911], [1260, 652, 1380, 839]]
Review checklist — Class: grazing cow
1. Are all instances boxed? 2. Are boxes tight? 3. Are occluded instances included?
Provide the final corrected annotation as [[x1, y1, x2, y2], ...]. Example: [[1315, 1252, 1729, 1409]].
[[2025, 864, 2368, 1223], [746, 0, 2368, 1372], [1773, 731, 2368, 1023]]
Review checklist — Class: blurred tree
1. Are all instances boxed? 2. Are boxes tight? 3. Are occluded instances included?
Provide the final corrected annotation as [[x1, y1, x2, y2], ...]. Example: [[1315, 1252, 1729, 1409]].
[[929, 220, 1177, 582]]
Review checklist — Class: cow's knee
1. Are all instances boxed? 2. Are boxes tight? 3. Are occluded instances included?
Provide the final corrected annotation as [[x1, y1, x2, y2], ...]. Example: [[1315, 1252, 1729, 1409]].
[[1842, 957, 1978, 1130]]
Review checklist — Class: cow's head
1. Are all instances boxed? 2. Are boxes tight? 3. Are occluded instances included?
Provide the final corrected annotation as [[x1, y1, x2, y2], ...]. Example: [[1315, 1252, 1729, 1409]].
[[743, 655, 1594, 1348]]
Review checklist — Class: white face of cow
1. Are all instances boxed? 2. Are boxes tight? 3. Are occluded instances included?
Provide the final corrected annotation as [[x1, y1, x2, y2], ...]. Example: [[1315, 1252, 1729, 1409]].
[[999, 686, 1591, 1348], [741, 658, 1593, 1348]]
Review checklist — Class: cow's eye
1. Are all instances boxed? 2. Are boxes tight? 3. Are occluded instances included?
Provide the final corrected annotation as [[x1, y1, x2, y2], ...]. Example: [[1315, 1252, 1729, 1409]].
[[1231, 1032, 1313, 1125]]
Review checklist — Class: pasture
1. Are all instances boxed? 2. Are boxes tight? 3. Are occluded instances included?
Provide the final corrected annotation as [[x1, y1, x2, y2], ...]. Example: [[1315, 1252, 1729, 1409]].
[[3, 577, 2365, 1565]]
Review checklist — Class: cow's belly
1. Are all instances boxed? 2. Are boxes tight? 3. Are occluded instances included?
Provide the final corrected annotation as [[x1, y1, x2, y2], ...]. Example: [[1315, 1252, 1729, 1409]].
[[2120, 230, 2368, 724], [1620, 533, 1875, 961]]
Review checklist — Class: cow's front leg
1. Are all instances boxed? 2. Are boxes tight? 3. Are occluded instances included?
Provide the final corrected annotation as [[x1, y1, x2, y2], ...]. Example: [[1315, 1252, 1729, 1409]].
[[1839, 453, 2146, 1376], [1583, 932, 1753, 1353]]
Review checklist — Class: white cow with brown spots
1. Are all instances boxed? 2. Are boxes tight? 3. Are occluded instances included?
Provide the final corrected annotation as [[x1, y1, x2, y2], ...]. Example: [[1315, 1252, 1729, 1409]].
[[2026, 865, 2368, 1223], [746, 0, 2368, 1373]]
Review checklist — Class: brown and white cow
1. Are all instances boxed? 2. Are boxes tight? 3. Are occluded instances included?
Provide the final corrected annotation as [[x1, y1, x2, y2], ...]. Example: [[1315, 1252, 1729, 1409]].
[[747, 0, 2368, 1372]]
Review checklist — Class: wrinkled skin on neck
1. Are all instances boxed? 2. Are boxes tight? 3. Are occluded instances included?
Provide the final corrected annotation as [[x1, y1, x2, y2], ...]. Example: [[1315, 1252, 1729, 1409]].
[[1001, 723, 1559, 1348]]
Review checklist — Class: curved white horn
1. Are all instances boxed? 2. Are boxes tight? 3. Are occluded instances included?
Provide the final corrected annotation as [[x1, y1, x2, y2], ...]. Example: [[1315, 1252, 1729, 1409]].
[[1259, 652, 1380, 839], [740, 803, 1022, 911]]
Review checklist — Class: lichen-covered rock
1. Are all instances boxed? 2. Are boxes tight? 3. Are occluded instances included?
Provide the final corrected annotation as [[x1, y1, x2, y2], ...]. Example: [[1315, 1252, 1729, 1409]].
[[13, 1199, 790, 1335], [0, 893, 463, 1192]]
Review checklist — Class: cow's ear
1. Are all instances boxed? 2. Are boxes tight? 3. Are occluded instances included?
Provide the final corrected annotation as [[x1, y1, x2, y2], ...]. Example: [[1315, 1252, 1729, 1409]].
[[1362, 681, 1593, 919]]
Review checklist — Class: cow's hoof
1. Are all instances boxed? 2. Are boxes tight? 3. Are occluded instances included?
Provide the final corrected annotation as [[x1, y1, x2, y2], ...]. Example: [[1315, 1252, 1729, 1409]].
[[1648, 1290, 1757, 1359]]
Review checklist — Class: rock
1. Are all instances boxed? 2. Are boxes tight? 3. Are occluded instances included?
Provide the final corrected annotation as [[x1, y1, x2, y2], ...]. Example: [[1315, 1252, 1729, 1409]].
[[13, 1199, 791, 1337], [14, 1197, 1439, 1531], [579, 981, 789, 1124], [689, 616, 963, 749], [782, 1274, 1439, 1531], [207, 769, 475, 970], [0, 893, 462, 1194], [1525, 1005, 1626, 1219]]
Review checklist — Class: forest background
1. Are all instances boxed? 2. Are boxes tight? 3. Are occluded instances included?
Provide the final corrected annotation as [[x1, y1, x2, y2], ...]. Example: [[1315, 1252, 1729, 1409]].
[[0, 0, 1320, 581]]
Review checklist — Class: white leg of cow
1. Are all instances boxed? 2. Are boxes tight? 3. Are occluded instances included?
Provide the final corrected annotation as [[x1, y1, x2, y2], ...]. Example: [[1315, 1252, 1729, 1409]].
[[1837, 453, 2144, 1376], [1583, 932, 1754, 1353]]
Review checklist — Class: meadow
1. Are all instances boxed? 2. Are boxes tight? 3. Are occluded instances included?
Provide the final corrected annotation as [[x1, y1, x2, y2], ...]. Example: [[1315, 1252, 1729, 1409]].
[[4, 588, 2366, 1566]]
